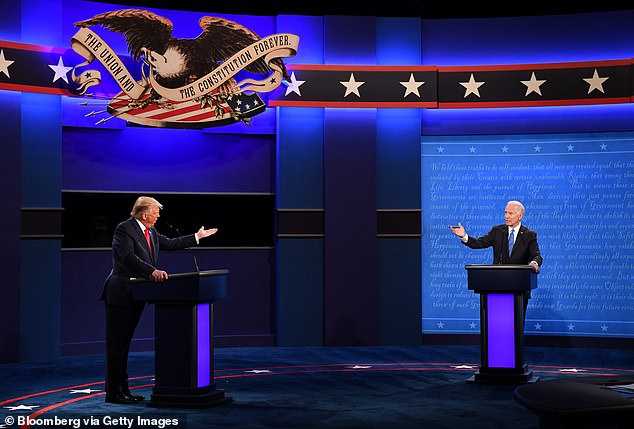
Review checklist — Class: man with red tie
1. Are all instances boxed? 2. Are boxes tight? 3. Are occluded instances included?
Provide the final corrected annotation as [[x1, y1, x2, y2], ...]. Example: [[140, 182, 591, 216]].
[[101, 196, 218, 404]]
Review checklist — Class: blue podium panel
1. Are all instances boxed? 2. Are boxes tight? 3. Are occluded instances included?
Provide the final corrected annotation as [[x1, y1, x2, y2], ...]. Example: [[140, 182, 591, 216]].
[[131, 270, 230, 407], [486, 293, 515, 368], [465, 265, 538, 384]]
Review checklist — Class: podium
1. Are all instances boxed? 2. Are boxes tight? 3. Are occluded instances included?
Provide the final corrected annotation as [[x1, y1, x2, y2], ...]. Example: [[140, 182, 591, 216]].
[[465, 264, 537, 384], [131, 269, 231, 407]]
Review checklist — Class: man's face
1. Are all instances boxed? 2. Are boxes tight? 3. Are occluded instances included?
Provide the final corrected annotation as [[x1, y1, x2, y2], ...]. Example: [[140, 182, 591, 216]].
[[504, 203, 523, 228], [141, 205, 160, 228]]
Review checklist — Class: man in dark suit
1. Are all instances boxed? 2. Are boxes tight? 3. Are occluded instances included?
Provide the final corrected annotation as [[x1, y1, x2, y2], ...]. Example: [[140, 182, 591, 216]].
[[449, 200, 542, 271], [102, 196, 218, 404], [449, 200, 542, 326]]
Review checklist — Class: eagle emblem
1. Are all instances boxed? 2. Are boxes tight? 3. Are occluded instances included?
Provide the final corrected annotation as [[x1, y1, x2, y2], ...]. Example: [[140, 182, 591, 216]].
[[70, 9, 299, 128]]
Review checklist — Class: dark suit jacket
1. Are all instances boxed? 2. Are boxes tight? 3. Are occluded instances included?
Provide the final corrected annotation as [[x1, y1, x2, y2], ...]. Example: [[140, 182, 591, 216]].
[[463, 224, 542, 267], [101, 217, 198, 306]]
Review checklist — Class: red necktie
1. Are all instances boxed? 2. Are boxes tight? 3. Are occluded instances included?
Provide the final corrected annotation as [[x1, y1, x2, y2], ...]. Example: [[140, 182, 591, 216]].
[[144, 228, 153, 255]]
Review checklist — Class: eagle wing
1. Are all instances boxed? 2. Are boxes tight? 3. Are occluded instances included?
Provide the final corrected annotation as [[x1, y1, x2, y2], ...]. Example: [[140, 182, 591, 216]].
[[74, 9, 173, 61], [197, 16, 289, 80]]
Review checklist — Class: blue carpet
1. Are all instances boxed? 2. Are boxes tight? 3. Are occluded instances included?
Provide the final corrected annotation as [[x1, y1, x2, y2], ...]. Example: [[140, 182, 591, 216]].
[[2, 345, 634, 429]]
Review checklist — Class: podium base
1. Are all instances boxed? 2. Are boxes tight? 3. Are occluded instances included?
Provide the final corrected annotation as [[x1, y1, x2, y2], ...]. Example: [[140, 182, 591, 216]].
[[148, 388, 232, 408], [467, 368, 539, 385]]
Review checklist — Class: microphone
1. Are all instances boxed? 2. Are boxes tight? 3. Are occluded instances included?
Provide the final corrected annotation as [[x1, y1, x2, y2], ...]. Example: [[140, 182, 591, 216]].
[[164, 221, 200, 273], [193, 254, 200, 273]]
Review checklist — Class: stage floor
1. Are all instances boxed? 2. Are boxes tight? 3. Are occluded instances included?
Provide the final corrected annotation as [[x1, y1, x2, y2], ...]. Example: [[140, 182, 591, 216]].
[[2, 345, 634, 429]]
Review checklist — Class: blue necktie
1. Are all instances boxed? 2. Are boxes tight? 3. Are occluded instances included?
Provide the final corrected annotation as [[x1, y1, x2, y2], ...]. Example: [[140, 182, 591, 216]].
[[508, 228, 515, 255]]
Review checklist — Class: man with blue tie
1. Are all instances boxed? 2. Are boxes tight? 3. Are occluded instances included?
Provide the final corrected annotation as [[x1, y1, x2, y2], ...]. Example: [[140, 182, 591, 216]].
[[449, 200, 542, 325], [101, 196, 218, 404], [449, 200, 542, 272]]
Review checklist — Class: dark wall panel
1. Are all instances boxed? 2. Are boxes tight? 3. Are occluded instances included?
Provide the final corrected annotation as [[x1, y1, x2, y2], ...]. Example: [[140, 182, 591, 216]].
[[323, 108, 379, 346], [61, 248, 275, 354], [62, 127, 275, 194], [0, 91, 22, 363], [61, 192, 274, 248]]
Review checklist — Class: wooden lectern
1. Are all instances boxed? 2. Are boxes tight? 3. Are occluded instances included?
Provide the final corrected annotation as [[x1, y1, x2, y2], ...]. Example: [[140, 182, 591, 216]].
[[131, 269, 230, 407], [465, 264, 537, 384]]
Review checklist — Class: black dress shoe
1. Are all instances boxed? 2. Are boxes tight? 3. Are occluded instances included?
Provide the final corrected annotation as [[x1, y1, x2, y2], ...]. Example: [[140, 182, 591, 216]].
[[105, 392, 138, 404], [126, 391, 145, 401]]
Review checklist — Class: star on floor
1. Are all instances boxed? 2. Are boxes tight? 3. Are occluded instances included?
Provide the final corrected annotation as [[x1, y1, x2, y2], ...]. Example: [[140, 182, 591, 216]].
[[70, 388, 101, 394], [3, 404, 40, 411], [340, 73, 365, 97], [244, 369, 272, 374], [453, 365, 475, 370], [48, 56, 73, 84], [347, 365, 373, 369]]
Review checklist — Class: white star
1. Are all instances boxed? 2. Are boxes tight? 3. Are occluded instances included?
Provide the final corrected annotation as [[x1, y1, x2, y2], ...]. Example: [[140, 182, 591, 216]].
[[48, 56, 73, 83], [460, 73, 485, 98], [453, 365, 475, 369], [601, 324, 609, 332], [245, 369, 271, 374], [0, 49, 15, 78], [70, 388, 101, 394], [583, 69, 609, 94], [600, 143, 608, 151], [4, 404, 40, 411], [469, 322, 477, 329], [501, 146, 509, 153], [283, 71, 305, 96], [521, 72, 546, 96], [534, 323, 542, 330], [533, 145, 542, 152], [469, 146, 477, 153], [567, 144, 574, 152], [560, 368, 585, 373], [400, 73, 424, 97], [567, 323, 575, 331], [347, 365, 372, 369], [340, 73, 365, 97], [436, 146, 445, 153], [437, 321, 445, 329]]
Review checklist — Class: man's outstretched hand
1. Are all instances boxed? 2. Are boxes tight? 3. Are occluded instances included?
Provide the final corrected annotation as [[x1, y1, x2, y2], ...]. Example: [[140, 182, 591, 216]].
[[196, 226, 218, 240]]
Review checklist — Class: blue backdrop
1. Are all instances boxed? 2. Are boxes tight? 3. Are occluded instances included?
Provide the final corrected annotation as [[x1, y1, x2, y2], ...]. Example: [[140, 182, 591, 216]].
[[422, 131, 634, 338]]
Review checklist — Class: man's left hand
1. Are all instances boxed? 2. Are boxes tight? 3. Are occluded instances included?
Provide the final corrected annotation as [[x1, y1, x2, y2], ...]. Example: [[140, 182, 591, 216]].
[[196, 226, 218, 240]]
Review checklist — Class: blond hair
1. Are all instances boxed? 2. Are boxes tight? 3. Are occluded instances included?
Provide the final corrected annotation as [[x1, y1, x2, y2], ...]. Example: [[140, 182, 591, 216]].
[[130, 196, 163, 218]]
